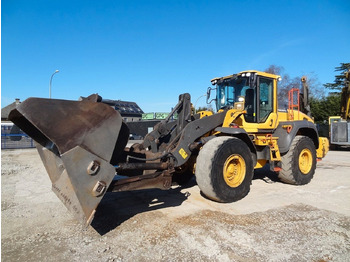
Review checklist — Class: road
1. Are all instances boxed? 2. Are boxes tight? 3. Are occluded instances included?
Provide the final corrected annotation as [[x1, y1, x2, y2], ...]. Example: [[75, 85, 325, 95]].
[[1, 148, 350, 261]]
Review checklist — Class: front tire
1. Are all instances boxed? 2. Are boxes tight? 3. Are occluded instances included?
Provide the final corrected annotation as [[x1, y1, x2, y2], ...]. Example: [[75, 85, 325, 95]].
[[278, 135, 316, 185], [195, 136, 254, 203]]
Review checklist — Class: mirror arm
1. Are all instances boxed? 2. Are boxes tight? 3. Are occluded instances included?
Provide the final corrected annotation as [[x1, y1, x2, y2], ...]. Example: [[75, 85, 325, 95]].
[[206, 86, 217, 104]]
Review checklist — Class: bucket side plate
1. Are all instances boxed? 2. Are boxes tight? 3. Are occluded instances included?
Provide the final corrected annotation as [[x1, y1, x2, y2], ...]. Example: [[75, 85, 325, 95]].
[[9, 97, 126, 226]]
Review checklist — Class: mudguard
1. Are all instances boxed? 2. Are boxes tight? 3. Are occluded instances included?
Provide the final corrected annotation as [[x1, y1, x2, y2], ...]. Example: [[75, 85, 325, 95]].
[[273, 120, 319, 154]]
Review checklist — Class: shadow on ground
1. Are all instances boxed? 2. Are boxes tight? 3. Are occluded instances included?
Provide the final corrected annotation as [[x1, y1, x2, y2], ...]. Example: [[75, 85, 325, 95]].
[[91, 178, 196, 235], [92, 166, 281, 235], [253, 164, 280, 183], [330, 146, 350, 151]]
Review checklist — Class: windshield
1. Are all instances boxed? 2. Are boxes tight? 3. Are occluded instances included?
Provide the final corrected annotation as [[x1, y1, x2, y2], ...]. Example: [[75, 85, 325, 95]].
[[216, 77, 250, 110]]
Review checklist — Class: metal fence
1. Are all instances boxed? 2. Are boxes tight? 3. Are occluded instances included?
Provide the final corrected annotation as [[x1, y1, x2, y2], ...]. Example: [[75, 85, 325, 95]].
[[1, 134, 35, 149], [1, 124, 35, 149]]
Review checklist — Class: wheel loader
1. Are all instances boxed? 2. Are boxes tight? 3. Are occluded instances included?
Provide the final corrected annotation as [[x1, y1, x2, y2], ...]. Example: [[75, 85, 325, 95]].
[[9, 70, 329, 227]]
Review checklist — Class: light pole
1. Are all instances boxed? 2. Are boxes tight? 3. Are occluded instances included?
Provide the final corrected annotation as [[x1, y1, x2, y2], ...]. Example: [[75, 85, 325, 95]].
[[194, 94, 207, 113], [49, 70, 59, 99]]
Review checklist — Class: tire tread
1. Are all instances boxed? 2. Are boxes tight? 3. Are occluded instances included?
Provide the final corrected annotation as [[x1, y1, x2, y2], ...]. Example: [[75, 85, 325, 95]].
[[278, 135, 316, 185]]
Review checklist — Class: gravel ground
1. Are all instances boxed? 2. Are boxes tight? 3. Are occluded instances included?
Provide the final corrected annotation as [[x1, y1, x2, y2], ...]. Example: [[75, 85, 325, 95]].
[[1, 148, 350, 261]]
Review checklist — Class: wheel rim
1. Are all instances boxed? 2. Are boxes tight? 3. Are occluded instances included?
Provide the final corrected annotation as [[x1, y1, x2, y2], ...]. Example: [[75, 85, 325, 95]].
[[299, 148, 313, 174], [223, 154, 246, 187]]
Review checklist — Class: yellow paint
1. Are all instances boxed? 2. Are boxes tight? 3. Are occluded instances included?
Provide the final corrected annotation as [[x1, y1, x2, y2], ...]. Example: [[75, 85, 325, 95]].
[[278, 111, 314, 123], [299, 148, 313, 174], [223, 154, 246, 188], [210, 70, 329, 166], [198, 110, 213, 118], [345, 96, 350, 119], [233, 111, 278, 132], [328, 116, 341, 125], [316, 137, 329, 158], [254, 135, 281, 161], [211, 70, 281, 84], [254, 135, 274, 146], [179, 148, 188, 159], [269, 139, 281, 161], [222, 109, 246, 127], [254, 159, 267, 169]]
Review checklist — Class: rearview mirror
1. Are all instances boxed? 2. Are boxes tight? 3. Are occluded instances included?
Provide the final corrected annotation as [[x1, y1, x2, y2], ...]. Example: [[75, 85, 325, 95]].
[[206, 87, 216, 104]]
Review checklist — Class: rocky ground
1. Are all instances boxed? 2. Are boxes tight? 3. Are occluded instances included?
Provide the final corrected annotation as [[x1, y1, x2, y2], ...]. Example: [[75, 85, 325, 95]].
[[1, 148, 350, 261]]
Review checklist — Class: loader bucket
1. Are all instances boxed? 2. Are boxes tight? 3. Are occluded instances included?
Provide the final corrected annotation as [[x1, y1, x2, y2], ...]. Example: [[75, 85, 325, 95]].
[[9, 95, 129, 227]]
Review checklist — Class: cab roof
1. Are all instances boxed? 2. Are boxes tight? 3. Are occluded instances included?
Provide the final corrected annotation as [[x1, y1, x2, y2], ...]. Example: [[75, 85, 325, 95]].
[[210, 70, 281, 85]]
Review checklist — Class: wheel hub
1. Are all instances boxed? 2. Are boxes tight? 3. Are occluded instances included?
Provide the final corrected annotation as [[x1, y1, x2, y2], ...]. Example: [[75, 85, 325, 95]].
[[223, 154, 246, 187], [299, 148, 312, 174]]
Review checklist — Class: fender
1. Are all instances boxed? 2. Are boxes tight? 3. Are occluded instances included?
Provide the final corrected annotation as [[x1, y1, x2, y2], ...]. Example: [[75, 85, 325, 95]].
[[214, 127, 257, 166], [170, 112, 227, 167], [273, 120, 319, 154]]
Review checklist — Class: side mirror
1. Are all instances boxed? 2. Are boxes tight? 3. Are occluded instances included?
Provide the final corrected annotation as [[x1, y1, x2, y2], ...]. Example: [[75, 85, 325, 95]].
[[206, 87, 216, 104]]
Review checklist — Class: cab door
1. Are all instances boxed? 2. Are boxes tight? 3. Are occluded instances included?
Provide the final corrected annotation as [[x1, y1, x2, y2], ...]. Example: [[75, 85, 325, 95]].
[[243, 76, 277, 130]]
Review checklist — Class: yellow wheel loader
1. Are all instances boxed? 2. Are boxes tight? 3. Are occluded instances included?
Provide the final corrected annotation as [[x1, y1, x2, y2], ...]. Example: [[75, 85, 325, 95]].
[[9, 70, 329, 227]]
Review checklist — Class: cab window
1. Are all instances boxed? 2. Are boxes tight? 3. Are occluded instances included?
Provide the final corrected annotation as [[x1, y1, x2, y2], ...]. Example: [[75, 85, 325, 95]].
[[259, 77, 273, 122]]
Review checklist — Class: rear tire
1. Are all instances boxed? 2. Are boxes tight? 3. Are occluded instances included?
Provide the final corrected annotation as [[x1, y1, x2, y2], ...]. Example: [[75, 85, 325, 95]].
[[195, 136, 254, 203], [278, 135, 316, 185]]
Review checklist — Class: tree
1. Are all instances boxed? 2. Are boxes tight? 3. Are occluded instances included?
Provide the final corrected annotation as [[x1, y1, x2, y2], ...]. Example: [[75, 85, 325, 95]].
[[309, 93, 341, 123], [324, 63, 350, 120], [265, 65, 287, 108], [196, 105, 213, 113], [264, 65, 324, 110], [324, 63, 350, 90]]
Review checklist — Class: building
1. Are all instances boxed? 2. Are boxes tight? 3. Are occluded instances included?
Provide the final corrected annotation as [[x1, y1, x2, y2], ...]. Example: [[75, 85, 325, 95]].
[[1, 98, 21, 121], [1, 97, 163, 145], [113, 100, 144, 122], [79, 97, 144, 122]]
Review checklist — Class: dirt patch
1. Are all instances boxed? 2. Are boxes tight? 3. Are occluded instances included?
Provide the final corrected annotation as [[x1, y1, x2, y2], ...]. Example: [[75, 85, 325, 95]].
[[2, 149, 350, 261]]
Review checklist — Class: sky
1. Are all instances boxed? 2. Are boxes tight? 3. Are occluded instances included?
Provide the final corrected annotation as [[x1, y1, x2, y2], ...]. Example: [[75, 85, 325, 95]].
[[2, 0, 350, 113]]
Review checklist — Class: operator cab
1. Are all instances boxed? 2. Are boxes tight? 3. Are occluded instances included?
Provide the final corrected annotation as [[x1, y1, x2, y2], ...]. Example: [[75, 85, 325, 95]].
[[208, 71, 278, 124]]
